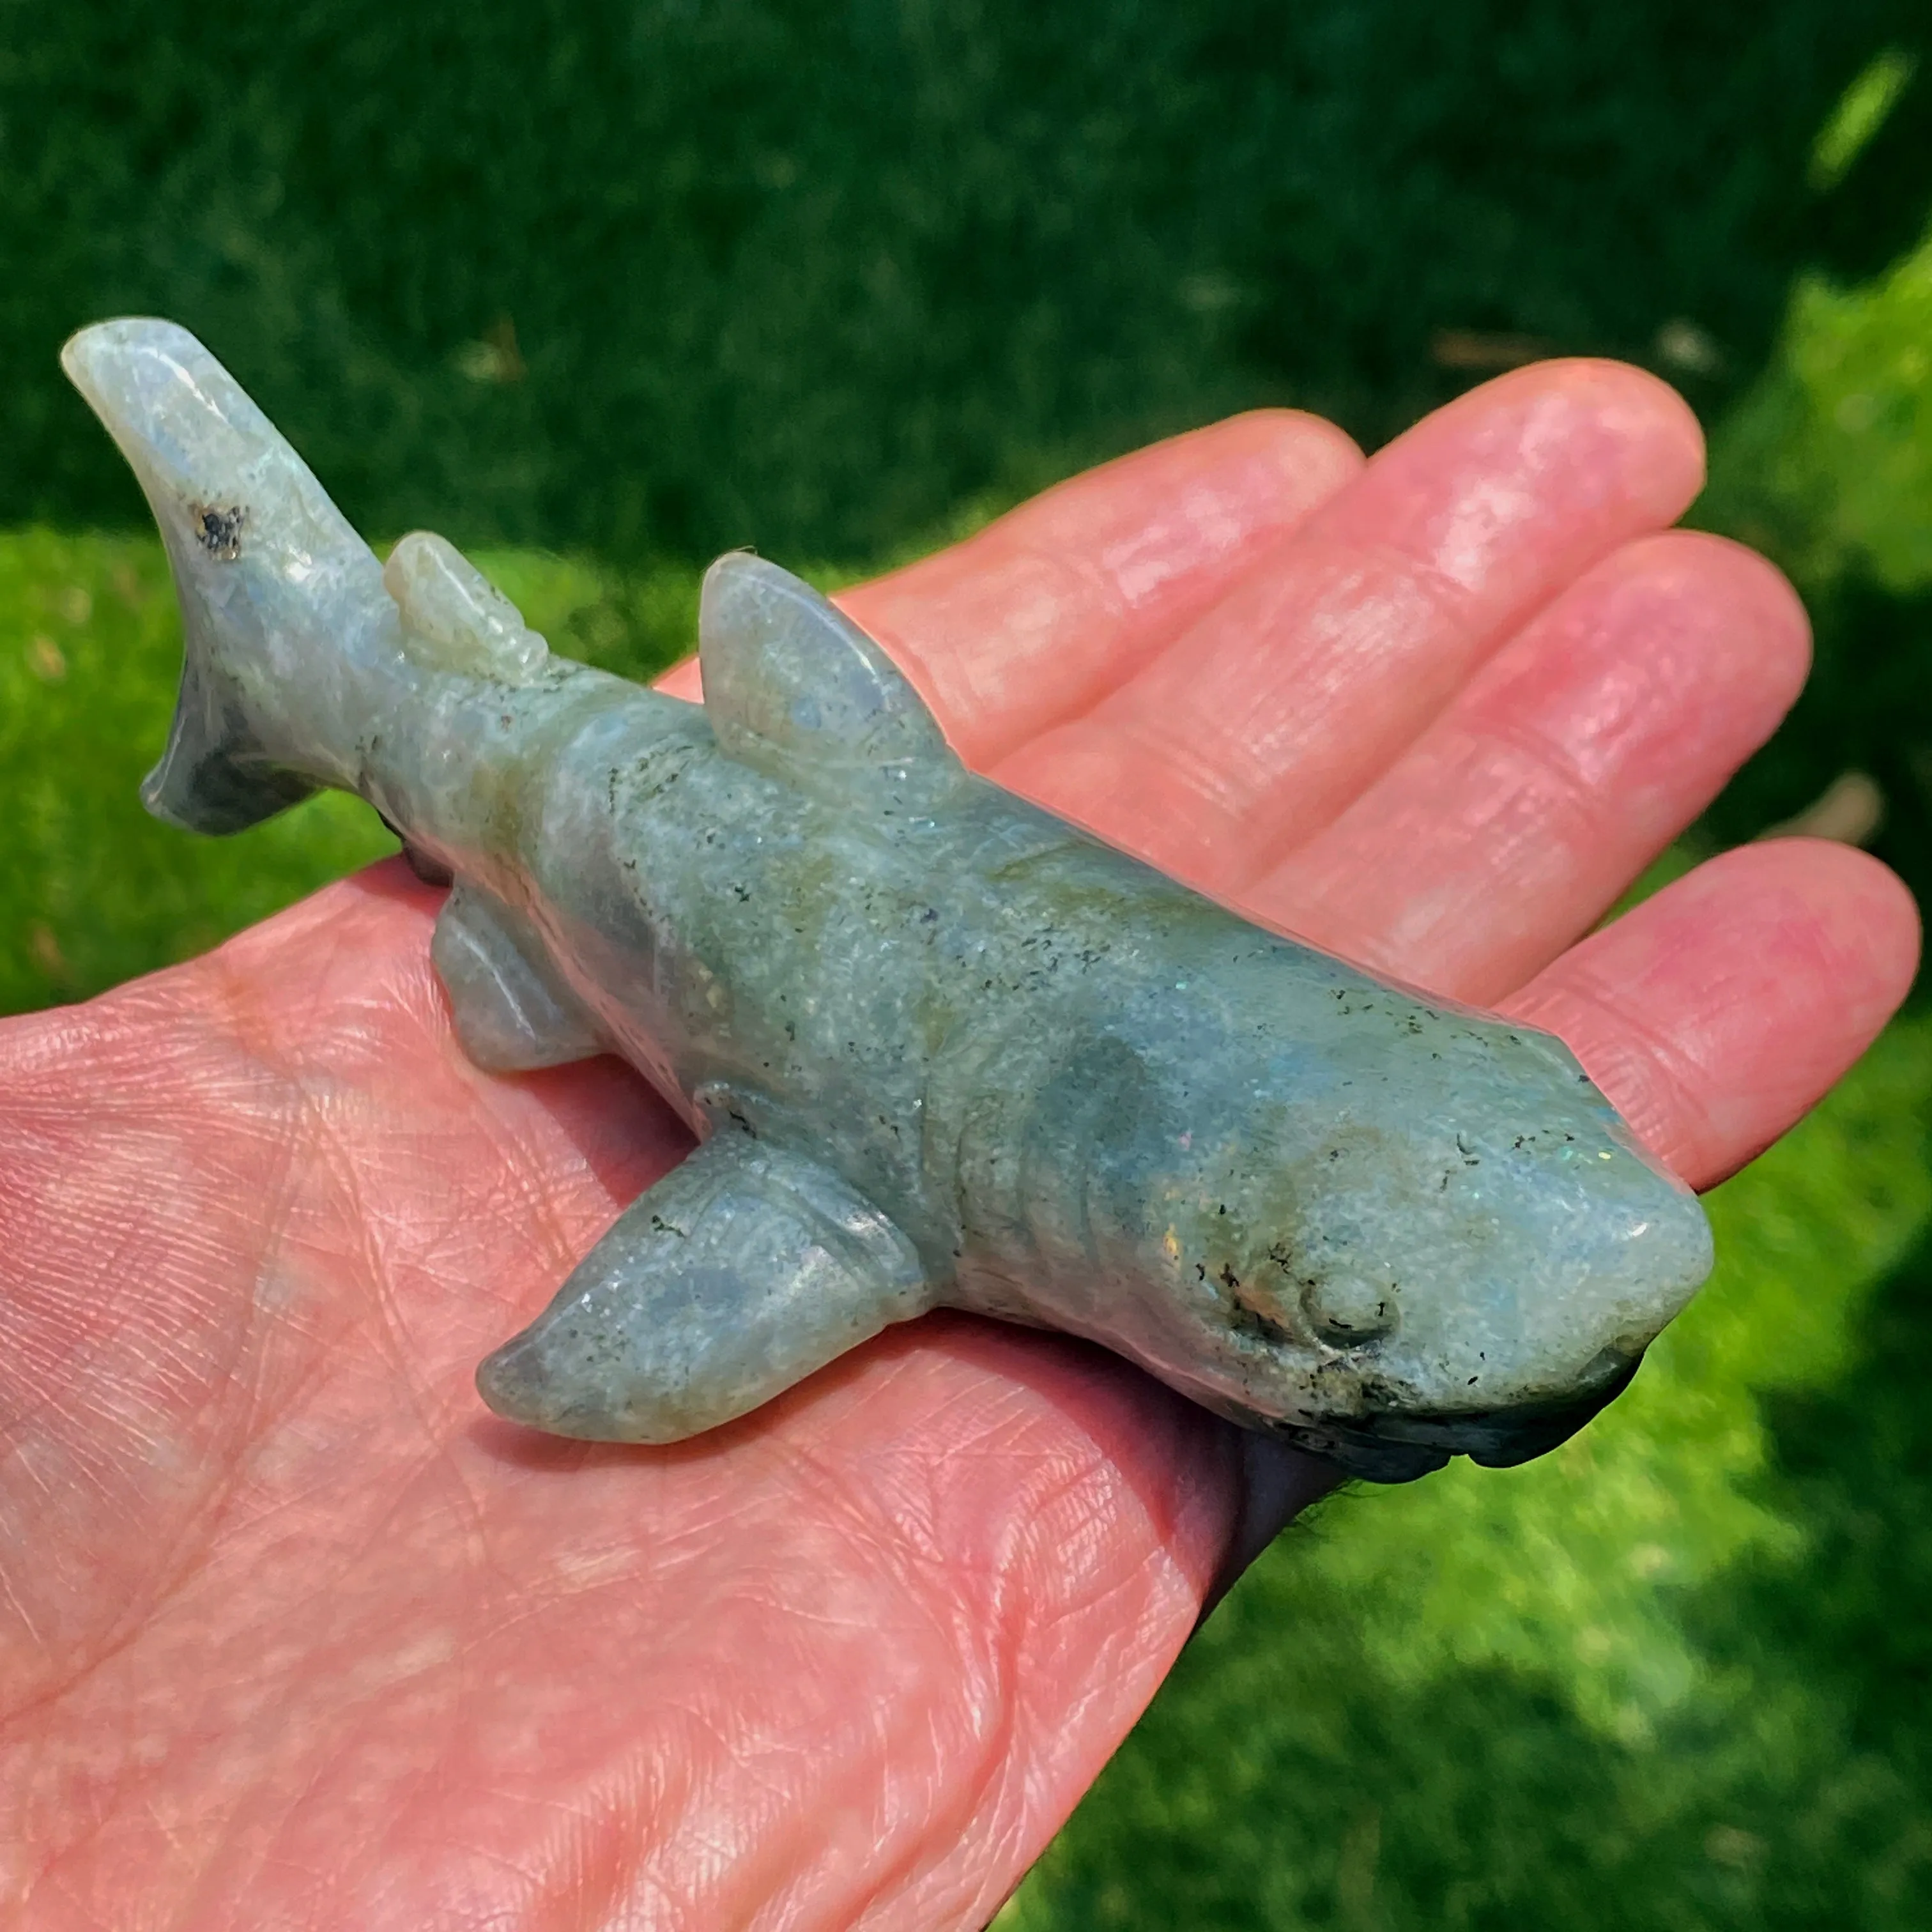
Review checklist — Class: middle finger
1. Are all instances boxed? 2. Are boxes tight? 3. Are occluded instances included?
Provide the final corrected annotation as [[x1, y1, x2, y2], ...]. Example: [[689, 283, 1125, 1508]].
[[991, 360, 1706, 898], [1248, 530, 1811, 1005]]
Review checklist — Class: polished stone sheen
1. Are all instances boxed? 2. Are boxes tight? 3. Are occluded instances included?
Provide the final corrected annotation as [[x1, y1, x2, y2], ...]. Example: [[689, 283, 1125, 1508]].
[[64, 316, 1714, 1482]]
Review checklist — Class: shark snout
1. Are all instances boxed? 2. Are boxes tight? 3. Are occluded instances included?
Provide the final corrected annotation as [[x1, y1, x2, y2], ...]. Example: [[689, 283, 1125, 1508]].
[[1348, 1120, 1713, 1464]]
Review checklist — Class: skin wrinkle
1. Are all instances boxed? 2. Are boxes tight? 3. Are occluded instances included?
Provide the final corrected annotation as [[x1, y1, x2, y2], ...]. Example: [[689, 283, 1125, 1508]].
[[1142, 561, 1429, 820], [805, 1360, 1118, 1552], [689, 1406, 1177, 1929], [837, 1476, 1199, 1929], [220, 1457, 427, 1623], [1509, 556, 1802, 791], [538, 1789, 638, 1932], [11, 1049, 306, 1586], [776, 1444, 958, 1614], [820, 1683, 1020, 1932], [996, 542, 1457, 860], [1508, 843, 1917, 1190], [421, 1461, 496, 1661], [333, 1468, 479, 1626], [666, 1721, 766, 1901], [626, 1712, 778, 1926], [226, 1292, 360, 1469], [210, 1457, 388, 1588], [1225, 556, 1480, 863], [1516, 644, 1680, 786], [0, 1268, 107, 1413], [885, 1383, 1184, 1624], [1090, 418, 1360, 592], [14, 1158, 206, 1335], [529, 1360, 1182, 1932], [461, 1685, 704, 1885], [851, 1571, 1165, 1932], [338, 1192, 558, 1425], [0, 1329, 231, 1708], [1232, 544, 1473, 726], [322, 1688, 503, 1932], [716, 1728, 847, 1921], [753, 1672, 1004, 1931], [459, 1777, 618, 1916], [445, 1111, 628, 1320], [988, 536, 1129, 666], [305, 1704, 482, 1907], [0, 1563, 46, 1680], [304, 1121, 435, 1446], [1479, 703, 1645, 836], [248, 1759, 415, 1932]]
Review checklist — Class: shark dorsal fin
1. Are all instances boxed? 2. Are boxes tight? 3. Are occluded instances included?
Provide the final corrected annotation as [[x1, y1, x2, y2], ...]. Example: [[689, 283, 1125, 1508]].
[[698, 553, 963, 807]]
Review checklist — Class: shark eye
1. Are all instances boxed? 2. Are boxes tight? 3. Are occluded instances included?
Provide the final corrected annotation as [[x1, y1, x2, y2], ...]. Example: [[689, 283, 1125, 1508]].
[[1300, 1272, 1399, 1346]]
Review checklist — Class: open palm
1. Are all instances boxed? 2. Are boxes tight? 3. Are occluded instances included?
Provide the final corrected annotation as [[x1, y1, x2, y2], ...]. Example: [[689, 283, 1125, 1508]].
[[1, 362, 1916, 1929]]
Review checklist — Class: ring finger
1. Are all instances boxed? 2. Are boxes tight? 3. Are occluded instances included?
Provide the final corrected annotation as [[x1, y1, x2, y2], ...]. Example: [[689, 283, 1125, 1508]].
[[1245, 529, 1812, 1004], [989, 359, 1706, 896]]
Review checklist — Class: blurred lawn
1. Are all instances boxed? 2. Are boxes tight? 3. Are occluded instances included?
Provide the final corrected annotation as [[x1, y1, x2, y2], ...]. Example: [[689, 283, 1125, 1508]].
[[1699, 151, 1932, 912]]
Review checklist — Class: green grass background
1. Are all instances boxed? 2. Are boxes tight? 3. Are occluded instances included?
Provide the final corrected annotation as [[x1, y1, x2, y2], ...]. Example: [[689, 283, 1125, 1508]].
[[8, 9, 1932, 1927]]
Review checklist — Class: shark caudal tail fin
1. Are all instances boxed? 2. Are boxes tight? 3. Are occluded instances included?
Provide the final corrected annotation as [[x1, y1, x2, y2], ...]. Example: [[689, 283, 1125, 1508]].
[[61, 318, 399, 832]]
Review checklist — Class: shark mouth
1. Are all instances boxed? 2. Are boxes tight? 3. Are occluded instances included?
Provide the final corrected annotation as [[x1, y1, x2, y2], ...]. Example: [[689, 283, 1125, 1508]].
[[1269, 1351, 1645, 1484]]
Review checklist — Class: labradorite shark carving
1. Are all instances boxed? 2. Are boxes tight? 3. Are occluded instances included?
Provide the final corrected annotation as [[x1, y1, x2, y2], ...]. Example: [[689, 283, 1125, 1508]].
[[65, 317, 1714, 1483]]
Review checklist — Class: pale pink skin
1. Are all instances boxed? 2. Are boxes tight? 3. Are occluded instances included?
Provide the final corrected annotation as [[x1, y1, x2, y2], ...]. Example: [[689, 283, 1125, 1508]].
[[1, 360, 1919, 1930]]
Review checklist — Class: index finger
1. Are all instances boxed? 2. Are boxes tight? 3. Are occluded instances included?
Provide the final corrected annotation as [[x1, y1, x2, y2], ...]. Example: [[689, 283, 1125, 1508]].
[[656, 410, 1363, 765]]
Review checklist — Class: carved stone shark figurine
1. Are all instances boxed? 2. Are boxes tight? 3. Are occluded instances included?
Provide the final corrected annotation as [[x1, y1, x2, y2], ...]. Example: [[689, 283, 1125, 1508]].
[[64, 317, 1714, 1483]]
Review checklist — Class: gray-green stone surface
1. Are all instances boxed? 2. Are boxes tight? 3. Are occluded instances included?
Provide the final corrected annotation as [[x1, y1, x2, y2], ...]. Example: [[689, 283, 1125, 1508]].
[[64, 317, 1714, 1483]]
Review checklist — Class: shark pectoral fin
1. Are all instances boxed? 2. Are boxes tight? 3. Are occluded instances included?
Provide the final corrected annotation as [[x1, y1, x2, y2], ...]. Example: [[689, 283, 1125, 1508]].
[[431, 882, 604, 1072], [475, 1131, 931, 1442], [698, 552, 965, 808]]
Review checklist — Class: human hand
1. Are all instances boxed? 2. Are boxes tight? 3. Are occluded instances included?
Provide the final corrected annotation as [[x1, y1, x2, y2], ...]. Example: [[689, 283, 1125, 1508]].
[[2, 362, 1915, 1928]]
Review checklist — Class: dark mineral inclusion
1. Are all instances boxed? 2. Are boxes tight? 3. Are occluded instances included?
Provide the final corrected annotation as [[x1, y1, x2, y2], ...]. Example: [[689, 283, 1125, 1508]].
[[64, 318, 1713, 1482]]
